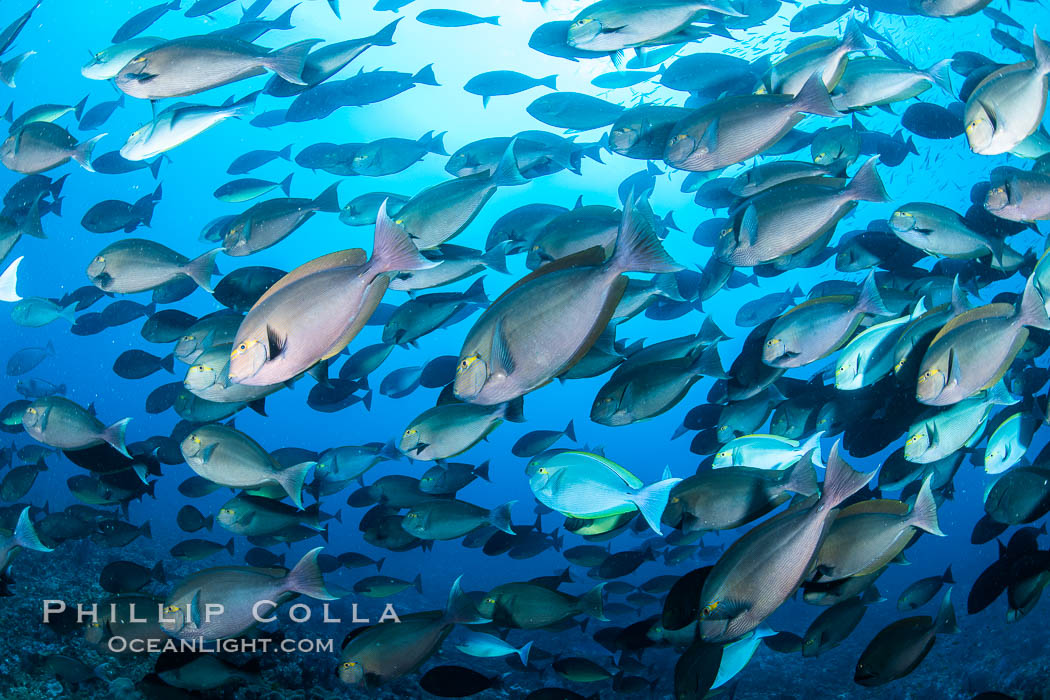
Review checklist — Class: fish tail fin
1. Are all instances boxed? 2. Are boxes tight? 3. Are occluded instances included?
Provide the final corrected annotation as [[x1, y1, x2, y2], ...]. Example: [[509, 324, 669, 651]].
[[819, 441, 875, 509], [518, 640, 532, 665], [286, 547, 339, 600], [581, 582, 607, 621], [279, 173, 293, 196], [800, 432, 824, 468], [13, 507, 51, 552], [462, 276, 488, 305], [488, 500, 516, 535], [907, 476, 944, 536], [225, 537, 235, 555], [784, 454, 820, 496], [311, 181, 341, 213], [182, 248, 221, 293], [698, 315, 728, 342], [610, 199, 683, 275], [279, 461, 314, 510], [846, 157, 889, 203], [540, 74, 558, 90], [474, 460, 490, 481], [491, 139, 528, 187], [923, 58, 953, 94], [629, 478, 681, 534], [374, 557, 385, 572], [73, 94, 88, 122], [792, 73, 840, 117], [371, 18, 400, 46], [1034, 28, 1050, 75], [935, 587, 960, 635], [480, 242, 510, 274], [160, 353, 174, 374], [1018, 272, 1050, 330], [420, 130, 449, 156], [370, 201, 435, 273], [942, 565, 954, 584], [413, 573, 423, 593], [267, 39, 320, 86], [689, 345, 727, 379], [71, 133, 105, 172], [564, 419, 576, 442], [854, 272, 891, 316], [985, 380, 1019, 406], [503, 395, 526, 423], [842, 17, 872, 52], [483, 15, 500, 24], [442, 576, 481, 624], [413, 63, 439, 86], [0, 256, 22, 302], [278, 144, 293, 161], [102, 417, 131, 458]]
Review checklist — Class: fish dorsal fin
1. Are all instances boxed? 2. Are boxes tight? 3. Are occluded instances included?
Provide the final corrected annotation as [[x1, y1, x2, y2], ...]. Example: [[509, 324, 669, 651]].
[[251, 249, 367, 310], [492, 246, 607, 305], [838, 498, 910, 517], [780, 294, 855, 319], [562, 450, 643, 489], [929, 303, 1014, 345]]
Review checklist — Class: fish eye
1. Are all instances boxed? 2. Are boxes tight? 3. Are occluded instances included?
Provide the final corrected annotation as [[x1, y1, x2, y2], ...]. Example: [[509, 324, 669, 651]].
[[459, 355, 478, 371], [192, 436, 201, 444], [27, 408, 35, 414], [94, 256, 104, 263], [404, 428, 417, 436], [394, 219, 404, 225], [183, 335, 195, 341], [131, 56, 145, 63]]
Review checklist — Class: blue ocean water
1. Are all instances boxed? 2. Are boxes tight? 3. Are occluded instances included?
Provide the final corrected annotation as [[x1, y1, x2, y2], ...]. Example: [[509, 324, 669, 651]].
[[0, 0, 1048, 697]]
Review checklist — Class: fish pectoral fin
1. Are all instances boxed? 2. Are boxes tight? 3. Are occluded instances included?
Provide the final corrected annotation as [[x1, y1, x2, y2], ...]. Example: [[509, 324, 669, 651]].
[[189, 589, 203, 627], [414, 441, 430, 455], [601, 24, 628, 34], [266, 325, 286, 360], [701, 116, 719, 153], [37, 405, 50, 432], [200, 443, 217, 463], [236, 511, 255, 526], [491, 318, 516, 376], [740, 205, 758, 247]]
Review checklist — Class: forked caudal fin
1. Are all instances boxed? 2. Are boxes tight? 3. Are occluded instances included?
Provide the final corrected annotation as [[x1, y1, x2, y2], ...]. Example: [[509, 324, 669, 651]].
[[609, 198, 683, 276], [285, 547, 341, 600], [629, 477, 682, 534], [819, 441, 876, 510], [370, 201, 437, 274]]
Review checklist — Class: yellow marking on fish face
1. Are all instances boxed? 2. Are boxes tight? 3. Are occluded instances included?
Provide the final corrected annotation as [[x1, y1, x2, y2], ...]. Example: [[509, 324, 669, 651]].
[[220, 508, 234, 515], [231, 340, 257, 359], [669, 134, 688, 145], [458, 354, 479, 373], [669, 495, 680, 504], [165, 605, 180, 613], [404, 428, 417, 437], [574, 18, 594, 26], [535, 466, 549, 475], [893, 358, 906, 373], [342, 661, 357, 669], [130, 56, 146, 64], [700, 601, 720, 618], [94, 255, 105, 264], [716, 450, 730, 459], [394, 218, 405, 225], [26, 407, 36, 414], [766, 338, 781, 348], [906, 432, 923, 446], [918, 368, 940, 383], [966, 118, 984, 134]]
